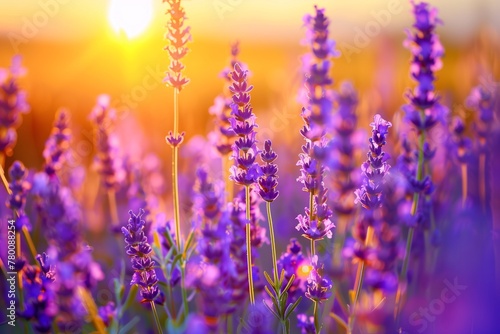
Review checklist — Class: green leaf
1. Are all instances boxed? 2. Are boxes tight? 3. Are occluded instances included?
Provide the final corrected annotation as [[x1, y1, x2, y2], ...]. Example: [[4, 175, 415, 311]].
[[183, 229, 195, 255], [264, 285, 276, 299], [284, 296, 302, 320], [263, 300, 280, 319], [122, 284, 138, 313], [263, 271, 275, 288], [114, 278, 124, 304], [279, 269, 286, 286], [282, 274, 296, 294], [171, 253, 183, 270], [118, 316, 141, 334]]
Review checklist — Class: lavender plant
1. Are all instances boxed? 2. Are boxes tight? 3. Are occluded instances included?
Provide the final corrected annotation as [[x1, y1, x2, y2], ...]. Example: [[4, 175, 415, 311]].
[[296, 6, 337, 333], [395, 0, 446, 324]]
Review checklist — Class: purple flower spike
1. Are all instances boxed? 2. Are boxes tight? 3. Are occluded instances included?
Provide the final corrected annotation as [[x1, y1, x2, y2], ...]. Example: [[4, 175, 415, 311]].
[[402, 1, 446, 131], [305, 255, 332, 303], [258, 140, 279, 202], [90, 95, 125, 190], [7, 160, 30, 214], [163, 0, 191, 91], [0, 55, 30, 156], [43, 109, 71, 177], [122, 209, 160, 303], [354, 114, 392, 211], [228, 63, 261, 187]]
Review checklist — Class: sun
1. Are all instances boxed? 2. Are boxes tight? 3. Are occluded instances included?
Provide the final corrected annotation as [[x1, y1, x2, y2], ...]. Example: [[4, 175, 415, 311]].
[[108, 0, 153, 39]]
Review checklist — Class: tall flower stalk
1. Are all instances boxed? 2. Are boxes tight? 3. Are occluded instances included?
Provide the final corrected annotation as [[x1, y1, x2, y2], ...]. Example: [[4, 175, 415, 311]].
[[164, 0, 191, 322], [296, 6, 337, 333], [396, 0, 445, 323], [350, 114, 392, 332], [228, 62, 261, 304], [164, 0, 191, 251]]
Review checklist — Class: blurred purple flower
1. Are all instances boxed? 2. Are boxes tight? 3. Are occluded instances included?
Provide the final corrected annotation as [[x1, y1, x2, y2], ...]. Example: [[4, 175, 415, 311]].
[[305, 255, 332, 303], [277, 238, 306, 303], [0, 55, 29, 156], [43, 109, 71, 177], [90, 95, 125, 190]]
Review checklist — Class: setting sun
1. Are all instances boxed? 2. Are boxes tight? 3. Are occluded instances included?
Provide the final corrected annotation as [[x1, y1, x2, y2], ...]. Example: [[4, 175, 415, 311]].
[[108, 0, 153, 39]]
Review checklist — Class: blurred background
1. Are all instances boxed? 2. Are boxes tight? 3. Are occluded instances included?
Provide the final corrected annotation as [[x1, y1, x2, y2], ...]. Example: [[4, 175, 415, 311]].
[[0, 0, 499, 169]]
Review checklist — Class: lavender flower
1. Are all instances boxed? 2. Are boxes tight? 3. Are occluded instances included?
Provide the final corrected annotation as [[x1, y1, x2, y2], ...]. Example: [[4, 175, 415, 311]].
[[295, 184, 335, 241], [6, 161, 31, 229], [305, 255, 332, 303], [258, 140, 279, 202], [122, 209, 160, 303], [0, 55, 29, 157], [98, 302, 116, 327], [90, 95, 125, 190], [228, 63, 262, 186], [328, 81, 360, 215], [402, 1, 446, 131], [164, 0, 191, 91], [277, 238, 306, 303], [450, 116, 472, 164], [19, 265, 57, 333], [297, 313, 316, 334], [354, 114, 392, 210], [296, 6, 336, 243], [43, 109, 71, 177], [208, 42, 244, 157], [466, 82, 497, 152]]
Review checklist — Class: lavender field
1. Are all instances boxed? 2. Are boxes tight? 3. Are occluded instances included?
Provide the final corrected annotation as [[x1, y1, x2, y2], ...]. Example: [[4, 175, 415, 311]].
[[0, 0, 499, 333]]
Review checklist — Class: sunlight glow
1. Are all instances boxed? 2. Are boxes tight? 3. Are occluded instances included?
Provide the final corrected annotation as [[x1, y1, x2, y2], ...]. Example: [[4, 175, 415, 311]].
[[108, 0, 153, 39], [298, 264, 311, 279]]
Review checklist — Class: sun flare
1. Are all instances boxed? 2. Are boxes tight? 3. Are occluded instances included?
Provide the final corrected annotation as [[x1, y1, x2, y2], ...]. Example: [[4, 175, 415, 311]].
[[108, 0, 153, 39]]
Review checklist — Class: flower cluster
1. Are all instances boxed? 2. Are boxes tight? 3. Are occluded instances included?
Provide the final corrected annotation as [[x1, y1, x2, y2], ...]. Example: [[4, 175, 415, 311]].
[[304, 255, 332, 303], [0, 55, 29, 157], [328, 81, 360, 215], [163, 0, 191, 91], [402, 1, 446, 131], [277, 238, 306, 303], [354, 114, 392, 210], [122, 209, 160, 302], [466, 81, 497, 152], [43, 109, 71, 177], [7, 161, 31, 231], [89, 95, 125, 190], [258, 140, 279, 202], [228, 63, 261, 186], [19, 265, 57, 333], [209, 43, 246, 157], [296, 6, 336, 242]]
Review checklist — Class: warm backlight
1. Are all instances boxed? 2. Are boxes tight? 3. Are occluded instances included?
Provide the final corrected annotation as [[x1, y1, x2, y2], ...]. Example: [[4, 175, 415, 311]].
[[108, 0, 153, 39]]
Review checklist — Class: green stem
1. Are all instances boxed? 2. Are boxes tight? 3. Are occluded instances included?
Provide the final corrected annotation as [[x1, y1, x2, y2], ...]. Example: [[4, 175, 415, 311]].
[[180, 261, 189, 319], [151, 301, 164, 334], [172, 87, 182, 252], [313, 301, 320, 334], [245, 185, 255, 304], [395, 123, 426, 324], [266, 202, 279, 283], [348, 225, 374, 333]]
